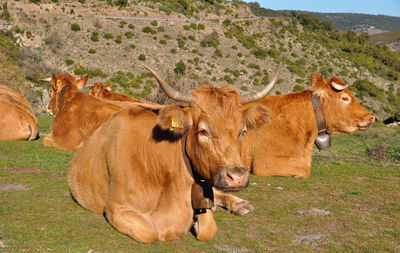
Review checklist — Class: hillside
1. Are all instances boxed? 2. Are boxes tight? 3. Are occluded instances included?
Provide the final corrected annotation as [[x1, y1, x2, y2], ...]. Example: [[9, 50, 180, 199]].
[[0, 0, 399, 122], [246, 2, 400, 34], [369, 30, 400, 52]]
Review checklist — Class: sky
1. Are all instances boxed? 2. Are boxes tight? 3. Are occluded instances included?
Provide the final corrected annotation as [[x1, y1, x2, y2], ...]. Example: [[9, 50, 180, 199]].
[[243, 0, 400, 17]]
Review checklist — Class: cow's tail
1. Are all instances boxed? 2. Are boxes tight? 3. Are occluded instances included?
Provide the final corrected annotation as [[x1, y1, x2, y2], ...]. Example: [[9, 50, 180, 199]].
[[28, 116, 39, 141]]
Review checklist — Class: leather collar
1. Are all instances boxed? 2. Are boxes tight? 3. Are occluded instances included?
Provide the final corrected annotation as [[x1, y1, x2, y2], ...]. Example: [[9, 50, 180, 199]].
[[180, 132, 214, 213], [310, 91, 331, 150], [58, 83, 72, 110]]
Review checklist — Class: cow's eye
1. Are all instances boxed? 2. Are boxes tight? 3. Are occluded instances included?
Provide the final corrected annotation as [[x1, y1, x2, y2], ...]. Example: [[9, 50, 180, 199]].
[[198, 129, 210, 138], [340, 94, 351, 104], [239, 127, 247, 138]]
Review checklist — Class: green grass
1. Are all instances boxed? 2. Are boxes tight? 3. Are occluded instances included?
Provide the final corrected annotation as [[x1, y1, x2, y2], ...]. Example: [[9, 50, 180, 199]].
[[0, 116, 399, 252]]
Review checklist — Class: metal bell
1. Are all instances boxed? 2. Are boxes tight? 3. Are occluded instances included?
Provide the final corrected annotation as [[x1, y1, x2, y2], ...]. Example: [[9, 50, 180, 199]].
[[315, 132, 331, 150]]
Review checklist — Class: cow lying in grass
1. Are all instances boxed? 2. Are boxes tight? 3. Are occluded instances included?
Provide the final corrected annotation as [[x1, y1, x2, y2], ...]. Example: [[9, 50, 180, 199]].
[[0, 85, 38, 141], [68, 64, 281, 243], [88, 82, 149, 103], [241, 72, 375, 178], [41, 74, 127, 151]]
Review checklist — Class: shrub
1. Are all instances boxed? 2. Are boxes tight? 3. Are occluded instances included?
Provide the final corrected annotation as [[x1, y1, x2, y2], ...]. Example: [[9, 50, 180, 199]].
[[88, 48, 96, 54], [65, 59, 74, 65], [188, 35, 196, 41], [293, 84, 304, 92], [103, 33, 113, 39], [138, 54, 146, 61], [174, 60, 186, 75], [159, 39, 167, 45], [130, 44, 136, 49], [183, 25, 190, 30], [197, 24, 205, 30], [142, 26, 156, 34], [115, 35, 122, 43], [170, 48, 177, 54], [128, 24, 135, 29], [119, 20, 127, 28], [125, 31, 133, 38], [157, 26, 165, 32], [70, 23, 81, 31]]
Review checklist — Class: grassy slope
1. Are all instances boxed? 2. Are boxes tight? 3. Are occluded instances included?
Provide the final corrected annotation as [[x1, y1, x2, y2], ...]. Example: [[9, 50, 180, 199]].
[[0, 116, 399, 252]]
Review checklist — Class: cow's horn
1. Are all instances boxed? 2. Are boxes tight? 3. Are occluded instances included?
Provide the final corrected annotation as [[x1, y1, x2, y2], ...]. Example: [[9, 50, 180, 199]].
[[142, 64, 194, 103], [38, 77, 52, 82], [241, 62, 282, 104], [330, 81, 348, 91]]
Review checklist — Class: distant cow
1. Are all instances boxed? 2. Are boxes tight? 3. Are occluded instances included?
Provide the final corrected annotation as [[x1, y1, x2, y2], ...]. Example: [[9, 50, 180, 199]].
[[42, 74, 127, 151], [0, 85, 38, 141], [68, 64, 281, 243], [241, 72, 375, 178], [88, 82, 145, 103]]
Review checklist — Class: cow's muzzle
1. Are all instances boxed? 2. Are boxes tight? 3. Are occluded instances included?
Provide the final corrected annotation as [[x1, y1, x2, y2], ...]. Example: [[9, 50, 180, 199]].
[[212, 167, 249, 192]]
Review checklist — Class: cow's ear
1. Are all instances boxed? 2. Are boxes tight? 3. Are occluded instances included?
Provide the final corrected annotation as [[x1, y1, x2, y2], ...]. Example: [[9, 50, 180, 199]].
[[158, 105, 192, 136], [310, 72, 329, 97], [243, 105, 269, 129], [105, 83, 112, 91], [51, 74, 58, 90], [75, 75, 89, 89]]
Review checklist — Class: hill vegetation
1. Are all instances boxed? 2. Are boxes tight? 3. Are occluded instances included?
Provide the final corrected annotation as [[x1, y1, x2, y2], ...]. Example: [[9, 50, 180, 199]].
[[0, 0, 399, 121]]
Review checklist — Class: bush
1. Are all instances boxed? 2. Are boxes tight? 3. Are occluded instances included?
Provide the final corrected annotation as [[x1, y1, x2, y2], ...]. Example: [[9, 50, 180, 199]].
[[150, 20, 158, 26], [65, 59, 74, 65], [170, 48, 177, 54], [125, 31, 133, 38], [128, 24, 135, 29], [293, 84, 304, 92], [174, 60, 186, 75], [138, 54, 146, 61], [197, 24, 205, 30], [142, 27, 157, 34], [157, 26, 165, 32], [70, 23, 81, 31], [115, 35, 122, 44], [159, 39, 167, 45], [188, 35, 196, 41], [88, 48, 96, 54], [103, 33, 113, 39]]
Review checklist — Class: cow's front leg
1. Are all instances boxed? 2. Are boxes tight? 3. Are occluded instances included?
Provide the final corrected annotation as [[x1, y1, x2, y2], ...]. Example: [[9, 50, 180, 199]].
[[213, 188, 254, 216], [105, 206, 158, 243], [193, 209, 217, 241]]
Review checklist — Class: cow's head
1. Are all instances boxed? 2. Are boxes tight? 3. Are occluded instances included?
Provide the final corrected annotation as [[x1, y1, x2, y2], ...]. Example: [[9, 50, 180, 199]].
[[89, 82, 112, 97], [145, 64, 281, 192], [43, 74, 88, 114], [311, 73, 375, 134]]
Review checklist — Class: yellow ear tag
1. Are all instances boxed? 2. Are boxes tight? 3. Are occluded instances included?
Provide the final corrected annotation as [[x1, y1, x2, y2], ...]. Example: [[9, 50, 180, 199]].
[[56, 80, 61, 88], [171, 118, 183, 129]]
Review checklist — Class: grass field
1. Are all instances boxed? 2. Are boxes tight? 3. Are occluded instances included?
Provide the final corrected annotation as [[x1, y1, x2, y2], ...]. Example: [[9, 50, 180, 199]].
[[0, 116, 399, 252]]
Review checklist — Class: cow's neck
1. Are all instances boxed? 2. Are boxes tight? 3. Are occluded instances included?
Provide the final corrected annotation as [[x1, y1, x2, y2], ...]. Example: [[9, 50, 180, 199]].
[[180, 132, 214, 214], [58, 83, 72, 110], [310, 92, 331, 150]]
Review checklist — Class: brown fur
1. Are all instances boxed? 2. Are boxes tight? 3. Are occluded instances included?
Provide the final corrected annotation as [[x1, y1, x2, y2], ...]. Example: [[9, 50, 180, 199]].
[[0, 86, 38, 141], [89, 82, 155, 104], [241, 73, 374, 178], [44, 74, 127, 151], [69, 85, 269, 243]]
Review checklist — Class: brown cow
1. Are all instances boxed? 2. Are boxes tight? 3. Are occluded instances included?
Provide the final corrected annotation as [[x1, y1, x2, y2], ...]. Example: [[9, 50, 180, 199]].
[[68, 64, 281, 243], [88, 82, 156, 104], [42, 74, 128, 151], [241, 72, 375, 178], [0, 86, 38, 141]]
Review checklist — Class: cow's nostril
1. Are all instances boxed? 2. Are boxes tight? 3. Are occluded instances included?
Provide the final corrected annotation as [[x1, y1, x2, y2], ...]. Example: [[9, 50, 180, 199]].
[[370, 115, 375, 123]]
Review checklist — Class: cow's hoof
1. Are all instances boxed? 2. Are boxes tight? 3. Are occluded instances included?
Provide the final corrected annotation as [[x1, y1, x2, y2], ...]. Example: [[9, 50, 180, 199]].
[[232, 201, 255, 216]]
